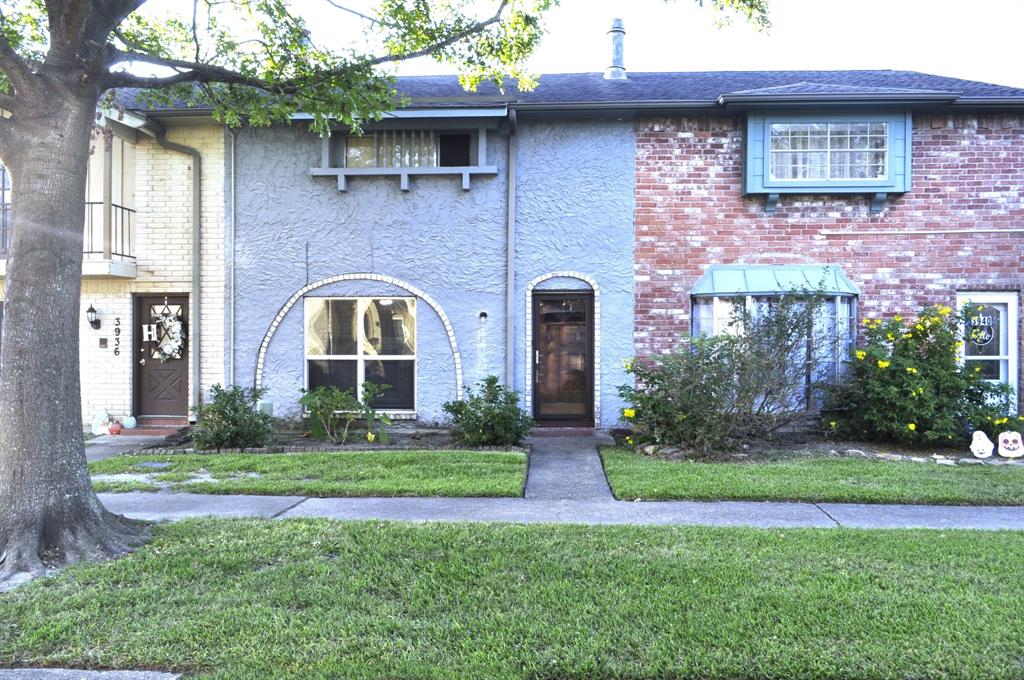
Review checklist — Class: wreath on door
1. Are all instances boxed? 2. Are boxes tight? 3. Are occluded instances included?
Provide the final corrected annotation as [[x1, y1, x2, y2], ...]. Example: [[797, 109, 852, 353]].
[[152, 306, 187, 362]]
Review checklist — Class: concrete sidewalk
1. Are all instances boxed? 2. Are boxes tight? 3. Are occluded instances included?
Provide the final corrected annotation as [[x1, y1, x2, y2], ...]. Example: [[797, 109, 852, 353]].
[[93, 433, 1024, 530], [96, 493, 1024, 531]]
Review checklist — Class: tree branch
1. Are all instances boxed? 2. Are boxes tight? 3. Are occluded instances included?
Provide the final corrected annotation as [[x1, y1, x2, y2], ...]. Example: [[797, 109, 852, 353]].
[[0, 10, 37, 93], [105, 0, 511, 91]]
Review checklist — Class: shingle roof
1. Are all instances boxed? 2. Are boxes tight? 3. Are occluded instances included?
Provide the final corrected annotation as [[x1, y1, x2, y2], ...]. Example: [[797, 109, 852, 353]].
[[395, 70, 1024, 106], [118, 69, 1024, 113]]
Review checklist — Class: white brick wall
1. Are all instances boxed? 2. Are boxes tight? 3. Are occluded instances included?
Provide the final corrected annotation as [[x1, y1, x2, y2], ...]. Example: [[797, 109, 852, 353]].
[[2, 124, 226, 426]]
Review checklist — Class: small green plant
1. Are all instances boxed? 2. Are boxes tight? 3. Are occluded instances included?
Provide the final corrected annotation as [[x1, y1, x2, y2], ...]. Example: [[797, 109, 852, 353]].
[[191, 384, 273, 451], [443, 376, 534, 446], [360, 382, 393, 445], [298, 386, 362, 444], [824, 305, 1017, 446]]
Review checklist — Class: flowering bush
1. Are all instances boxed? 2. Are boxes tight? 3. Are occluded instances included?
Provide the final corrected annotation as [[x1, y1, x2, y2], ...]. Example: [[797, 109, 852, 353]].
[[824, 305, 1016, 446]]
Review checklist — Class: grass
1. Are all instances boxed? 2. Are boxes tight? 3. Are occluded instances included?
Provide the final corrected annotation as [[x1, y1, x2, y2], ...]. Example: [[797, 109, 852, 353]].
[[90, 450, 527, 498], [602, 448, 1024, 505], [1, 519, 1023, 678]]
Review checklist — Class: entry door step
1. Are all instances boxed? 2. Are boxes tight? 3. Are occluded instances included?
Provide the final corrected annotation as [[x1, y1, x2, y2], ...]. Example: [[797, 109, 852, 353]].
[[128, 417, 190, 437]]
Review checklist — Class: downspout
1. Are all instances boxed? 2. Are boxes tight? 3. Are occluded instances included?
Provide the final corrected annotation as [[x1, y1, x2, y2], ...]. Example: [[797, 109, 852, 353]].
[[504, 108, 517, 386], [153, 127, 203, 415], [228, 128, 236, 385]]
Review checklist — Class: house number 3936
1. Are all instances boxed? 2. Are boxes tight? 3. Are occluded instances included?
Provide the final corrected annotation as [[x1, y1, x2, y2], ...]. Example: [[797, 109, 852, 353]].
[[113, 317, 121, 356]]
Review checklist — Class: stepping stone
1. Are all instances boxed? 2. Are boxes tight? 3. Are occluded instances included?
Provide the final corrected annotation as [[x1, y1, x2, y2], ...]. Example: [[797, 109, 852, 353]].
[[136, 462, 172, 469]]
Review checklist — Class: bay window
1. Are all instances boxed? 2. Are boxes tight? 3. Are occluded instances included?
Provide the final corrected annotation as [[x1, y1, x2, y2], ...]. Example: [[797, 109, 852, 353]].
[[305, 297, 416, 411], [691, 264, 858, 408]]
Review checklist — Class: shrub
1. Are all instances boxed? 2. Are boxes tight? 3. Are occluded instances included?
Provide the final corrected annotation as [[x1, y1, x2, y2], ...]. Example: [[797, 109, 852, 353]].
[[824, 305, 1016, 446], [191, 384, 273, 451], [619, 294, 833, 452], [444, 376, 534, 446], [298, 382, 393, 445], [298, 386, 362, 444]]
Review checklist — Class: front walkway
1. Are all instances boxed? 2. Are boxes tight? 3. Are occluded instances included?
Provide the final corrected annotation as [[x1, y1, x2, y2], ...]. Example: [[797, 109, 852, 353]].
[[95, 434, 1024, 530]]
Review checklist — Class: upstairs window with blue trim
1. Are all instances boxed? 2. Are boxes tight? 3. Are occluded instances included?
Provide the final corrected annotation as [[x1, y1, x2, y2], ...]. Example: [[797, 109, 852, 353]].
[[746, 112, 912, 213]]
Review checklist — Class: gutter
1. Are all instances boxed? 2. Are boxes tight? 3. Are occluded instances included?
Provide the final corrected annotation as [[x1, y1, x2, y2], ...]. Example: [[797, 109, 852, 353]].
[[505, 109, 517, 386], [150, 125, 203, 415]]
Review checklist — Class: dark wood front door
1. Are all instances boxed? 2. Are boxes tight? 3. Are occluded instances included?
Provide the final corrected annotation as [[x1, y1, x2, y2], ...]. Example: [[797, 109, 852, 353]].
[[134, 295, 189, 417], [533, 292, 594, 426]]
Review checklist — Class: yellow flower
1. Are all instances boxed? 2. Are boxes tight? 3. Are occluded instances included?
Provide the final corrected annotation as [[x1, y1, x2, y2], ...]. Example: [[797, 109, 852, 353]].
[[1017, 416, 1024, 422], [623, 408, 636, 419], [915, 323, 924, 331], [996, 417, 1009, 426], [905, 366, 918, 374], [625, 436, 634, 446], [622, 358, 634, 371], [863, 318, 873, 326], [893, 315, 902, 322], [975, 366, 982, 373], [366, 432, 376, 443], [938, 306, 952, 316], [855, 351, 867, 361], [901, 333, 912, 339], [907, 423, 917, 431], [877, 360, 890, 369], [954, 341, 964, 349], [886, 333, 895, 341], [829, 421, 838, 429]]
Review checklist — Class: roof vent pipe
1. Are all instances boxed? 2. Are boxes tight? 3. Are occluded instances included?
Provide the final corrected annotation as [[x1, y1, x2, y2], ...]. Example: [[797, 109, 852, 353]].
[[604, 18, 626, 80]]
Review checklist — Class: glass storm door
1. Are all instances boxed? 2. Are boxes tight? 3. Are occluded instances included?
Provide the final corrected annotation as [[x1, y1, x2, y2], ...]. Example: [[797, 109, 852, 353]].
[[134, 295, 189, 417], [958, 292, 1019, 409], [533, 293, 594, 425]]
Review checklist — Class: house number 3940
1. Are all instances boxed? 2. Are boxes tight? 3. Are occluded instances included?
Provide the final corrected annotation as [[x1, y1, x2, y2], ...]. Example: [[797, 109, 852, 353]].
[[113, 317, 121, 356]]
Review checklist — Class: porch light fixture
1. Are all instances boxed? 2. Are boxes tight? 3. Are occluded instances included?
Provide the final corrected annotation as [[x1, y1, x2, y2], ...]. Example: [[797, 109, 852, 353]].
[[85, 305, 101, 330]]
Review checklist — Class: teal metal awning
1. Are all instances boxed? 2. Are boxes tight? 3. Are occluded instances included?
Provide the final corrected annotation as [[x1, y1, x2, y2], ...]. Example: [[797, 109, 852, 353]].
[[691, 264, 858, 297]]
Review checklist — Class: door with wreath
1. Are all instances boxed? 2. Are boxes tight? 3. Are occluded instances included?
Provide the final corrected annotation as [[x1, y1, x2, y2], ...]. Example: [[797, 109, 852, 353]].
[[134, 295, 189, 417]]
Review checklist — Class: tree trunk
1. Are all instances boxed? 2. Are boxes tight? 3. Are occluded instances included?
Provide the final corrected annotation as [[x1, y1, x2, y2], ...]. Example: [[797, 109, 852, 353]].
[[0, 89, 147, 586]]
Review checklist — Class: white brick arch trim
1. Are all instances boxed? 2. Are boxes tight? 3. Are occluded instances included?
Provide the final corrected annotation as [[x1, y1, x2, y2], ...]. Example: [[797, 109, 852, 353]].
[[525, 271, 601, 424], [255, 273, 463, 399]]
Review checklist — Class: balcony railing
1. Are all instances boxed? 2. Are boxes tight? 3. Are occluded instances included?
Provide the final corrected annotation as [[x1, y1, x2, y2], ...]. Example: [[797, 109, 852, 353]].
[[0, 201, 135, 260]]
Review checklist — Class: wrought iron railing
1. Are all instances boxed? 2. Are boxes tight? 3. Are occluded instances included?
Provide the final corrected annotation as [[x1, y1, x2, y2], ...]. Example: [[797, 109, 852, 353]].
[[0, 201, 135, 260]]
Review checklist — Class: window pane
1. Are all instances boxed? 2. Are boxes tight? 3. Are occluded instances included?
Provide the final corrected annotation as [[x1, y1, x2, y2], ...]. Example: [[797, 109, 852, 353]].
[[364, 360, 415, 409], [306, 299, 358, 356], [345, 136, 377, 168], [364, 299, 416, 356], [308, 359, 358, 393], [439, 133, 471, 167], [965, 359, 1003, 381]]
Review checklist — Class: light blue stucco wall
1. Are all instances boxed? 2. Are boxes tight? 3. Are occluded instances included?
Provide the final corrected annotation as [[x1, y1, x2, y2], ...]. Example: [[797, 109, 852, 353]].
[[230, 117, 633, 428], [513, 119, 635, 427]]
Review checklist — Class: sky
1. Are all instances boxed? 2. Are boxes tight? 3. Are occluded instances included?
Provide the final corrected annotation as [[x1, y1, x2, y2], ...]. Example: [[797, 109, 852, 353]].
[[316, 0, 1024, 88], [142, 0, 1024, 89]]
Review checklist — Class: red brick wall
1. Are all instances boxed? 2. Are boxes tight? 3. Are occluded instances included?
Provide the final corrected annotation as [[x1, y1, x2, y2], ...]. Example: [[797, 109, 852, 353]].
[[634, 113, 1024, 399]]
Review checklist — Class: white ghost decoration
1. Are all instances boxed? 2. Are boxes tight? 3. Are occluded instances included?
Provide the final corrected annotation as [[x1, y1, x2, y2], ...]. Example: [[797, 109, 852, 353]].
[[970, 431, 994, 459], [997, 431, 1023, 459]]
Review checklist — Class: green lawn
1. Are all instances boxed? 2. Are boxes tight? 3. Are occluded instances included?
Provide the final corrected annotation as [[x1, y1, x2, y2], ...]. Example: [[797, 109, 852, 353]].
[[2, 519, 1023, 678], [90, 450, 527, 498], [602, 448, 1024, 505]]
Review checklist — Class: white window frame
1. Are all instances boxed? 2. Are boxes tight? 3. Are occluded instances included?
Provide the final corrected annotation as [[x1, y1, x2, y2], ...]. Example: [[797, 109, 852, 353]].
[[956, 291, 1019, 409], [768, 121, 889, 183], [342, 130, 476, 169], [303, 296, 417, 416]]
